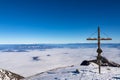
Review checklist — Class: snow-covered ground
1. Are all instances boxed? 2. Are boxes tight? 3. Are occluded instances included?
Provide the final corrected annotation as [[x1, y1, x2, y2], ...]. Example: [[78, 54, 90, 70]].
[[25, 63, 120, 80], [0, 45, 120, 80]]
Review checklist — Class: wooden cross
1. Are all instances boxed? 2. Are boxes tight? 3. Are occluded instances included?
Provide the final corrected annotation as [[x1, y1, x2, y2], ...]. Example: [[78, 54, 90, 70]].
[[87, 26, 112, 74]]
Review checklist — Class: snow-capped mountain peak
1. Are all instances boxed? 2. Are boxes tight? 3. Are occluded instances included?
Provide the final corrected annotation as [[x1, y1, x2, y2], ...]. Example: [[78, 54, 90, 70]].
[[0, 68, 24, 80]]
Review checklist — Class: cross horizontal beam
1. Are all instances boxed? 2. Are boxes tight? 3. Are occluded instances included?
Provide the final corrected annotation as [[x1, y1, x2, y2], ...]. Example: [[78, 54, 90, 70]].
[[87, 38, 112, 40]]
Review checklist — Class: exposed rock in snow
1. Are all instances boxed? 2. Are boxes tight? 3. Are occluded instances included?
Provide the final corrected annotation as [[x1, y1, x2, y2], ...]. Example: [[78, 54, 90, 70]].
[[81, 56, 120, 67], [80, 60, 90, 66], [0, 68, 24, 80]]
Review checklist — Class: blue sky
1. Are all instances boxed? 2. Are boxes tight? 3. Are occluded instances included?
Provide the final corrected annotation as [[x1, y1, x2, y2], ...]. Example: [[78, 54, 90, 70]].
[[0, 0, 120, 44]]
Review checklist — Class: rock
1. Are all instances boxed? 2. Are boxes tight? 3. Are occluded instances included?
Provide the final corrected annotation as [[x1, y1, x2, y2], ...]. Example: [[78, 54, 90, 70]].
[[72, 69, 80, 74], [80, 60, 90, 66], [0, 68, 24, 80], [81, 56, 120, 67], [108, 61, 120, 67]]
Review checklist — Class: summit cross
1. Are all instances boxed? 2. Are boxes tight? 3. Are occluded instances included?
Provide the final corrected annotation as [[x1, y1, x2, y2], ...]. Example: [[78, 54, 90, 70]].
[[87, 26, 112, 74]]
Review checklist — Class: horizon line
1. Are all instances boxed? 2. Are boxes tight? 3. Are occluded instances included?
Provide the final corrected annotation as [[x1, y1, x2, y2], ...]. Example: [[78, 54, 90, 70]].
[[0, 42, 119, 45]]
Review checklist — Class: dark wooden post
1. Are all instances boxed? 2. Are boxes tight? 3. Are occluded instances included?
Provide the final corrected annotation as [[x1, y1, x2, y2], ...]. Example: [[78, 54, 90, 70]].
[[97, 27, 102, 74]]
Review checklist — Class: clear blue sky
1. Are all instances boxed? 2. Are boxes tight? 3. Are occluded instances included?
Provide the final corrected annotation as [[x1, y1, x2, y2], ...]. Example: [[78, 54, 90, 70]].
[[0, 0, 120, 44]]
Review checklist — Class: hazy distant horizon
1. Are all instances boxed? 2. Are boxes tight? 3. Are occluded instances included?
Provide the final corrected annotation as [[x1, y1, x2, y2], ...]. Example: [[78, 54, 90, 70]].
[[0, 42, 119, 45]]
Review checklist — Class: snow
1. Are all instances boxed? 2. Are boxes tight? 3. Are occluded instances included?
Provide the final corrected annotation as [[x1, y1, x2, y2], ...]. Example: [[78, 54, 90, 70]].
[[0, 45, 119, 80], [25, 63, 120, 80]]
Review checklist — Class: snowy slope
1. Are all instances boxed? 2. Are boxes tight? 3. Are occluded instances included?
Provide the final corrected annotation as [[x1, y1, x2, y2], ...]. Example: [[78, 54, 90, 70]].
[[24, 63, 120, 80], [0, 68, 24, 80]]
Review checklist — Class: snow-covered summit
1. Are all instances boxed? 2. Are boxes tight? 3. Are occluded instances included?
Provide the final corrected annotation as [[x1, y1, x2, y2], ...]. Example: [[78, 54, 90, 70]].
[[24, 63, 120, 80]]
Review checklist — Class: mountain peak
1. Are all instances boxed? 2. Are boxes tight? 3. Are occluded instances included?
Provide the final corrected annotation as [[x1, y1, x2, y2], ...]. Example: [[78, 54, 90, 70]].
[[0, 68, 24, 80]]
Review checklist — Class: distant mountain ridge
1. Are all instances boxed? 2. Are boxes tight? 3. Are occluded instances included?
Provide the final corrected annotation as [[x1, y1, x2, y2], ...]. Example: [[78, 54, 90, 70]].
[[0, 43, 119, 52]]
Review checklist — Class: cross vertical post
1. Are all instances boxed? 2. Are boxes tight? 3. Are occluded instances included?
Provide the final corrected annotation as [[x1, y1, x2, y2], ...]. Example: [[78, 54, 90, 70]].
[[86, 26, 112, 74], [97, 27, 102, 74]]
